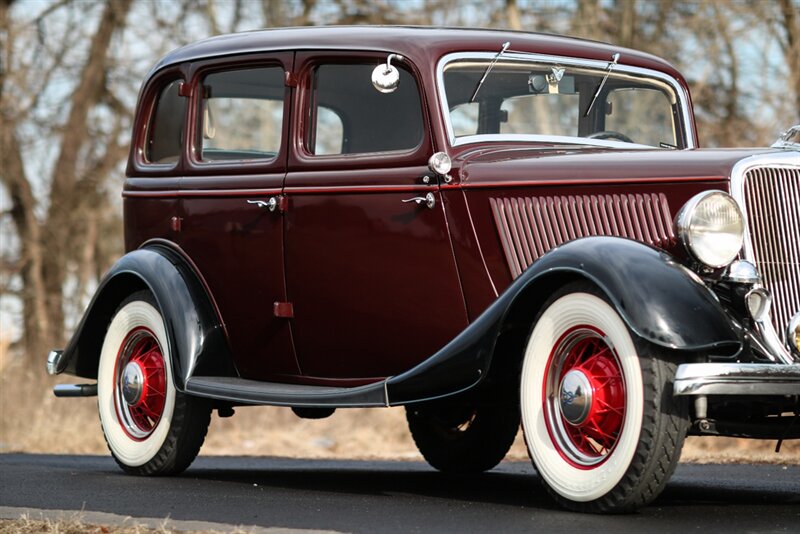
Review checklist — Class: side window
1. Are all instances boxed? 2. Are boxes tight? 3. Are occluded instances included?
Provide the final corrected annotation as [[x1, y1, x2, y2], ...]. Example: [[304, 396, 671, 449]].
[[312, 107, 344, 155], [307, 63, 424, 155], [200, 66, 285, 162], [146, 80, 186, 164]]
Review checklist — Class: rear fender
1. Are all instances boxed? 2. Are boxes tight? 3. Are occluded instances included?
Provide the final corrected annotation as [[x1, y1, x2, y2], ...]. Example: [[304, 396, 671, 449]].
[[55, 244, 234, 390]]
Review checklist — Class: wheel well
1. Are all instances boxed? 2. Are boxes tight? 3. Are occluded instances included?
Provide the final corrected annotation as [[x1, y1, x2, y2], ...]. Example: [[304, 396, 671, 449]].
[[482, 272, 590, 395], [72, 273, 149, 378]]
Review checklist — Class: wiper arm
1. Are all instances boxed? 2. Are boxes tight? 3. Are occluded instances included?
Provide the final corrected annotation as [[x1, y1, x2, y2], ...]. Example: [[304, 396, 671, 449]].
[[584, 52, 620, 117], [470, 41, 511, 103]]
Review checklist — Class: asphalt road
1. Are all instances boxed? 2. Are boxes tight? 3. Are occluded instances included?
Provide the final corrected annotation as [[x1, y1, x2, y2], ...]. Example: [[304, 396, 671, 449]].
[[1, 454, 799, 533]]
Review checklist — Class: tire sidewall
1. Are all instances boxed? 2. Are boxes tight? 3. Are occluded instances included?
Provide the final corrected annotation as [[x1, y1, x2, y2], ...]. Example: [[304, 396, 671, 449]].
[[98, 298, 176, 467], [520, 291, 644, 503]]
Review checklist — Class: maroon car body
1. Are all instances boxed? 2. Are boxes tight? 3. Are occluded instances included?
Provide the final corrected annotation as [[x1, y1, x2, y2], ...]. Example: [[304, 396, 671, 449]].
[[49, 27, 799, 513]]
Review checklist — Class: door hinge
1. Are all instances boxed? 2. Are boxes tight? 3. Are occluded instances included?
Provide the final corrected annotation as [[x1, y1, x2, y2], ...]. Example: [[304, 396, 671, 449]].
[[276, 195, 289, 213], [274, 301, 294, 318], [284, 72, 298, 87], [171, 216, 182, 232]]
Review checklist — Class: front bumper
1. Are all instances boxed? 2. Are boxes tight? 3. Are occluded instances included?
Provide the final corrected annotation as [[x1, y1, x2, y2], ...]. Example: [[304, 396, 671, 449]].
[[674, 363, 800, 396]]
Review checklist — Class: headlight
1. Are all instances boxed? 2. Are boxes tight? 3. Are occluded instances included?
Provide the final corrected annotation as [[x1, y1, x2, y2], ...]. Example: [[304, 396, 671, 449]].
[[675, 191, 744, 268]]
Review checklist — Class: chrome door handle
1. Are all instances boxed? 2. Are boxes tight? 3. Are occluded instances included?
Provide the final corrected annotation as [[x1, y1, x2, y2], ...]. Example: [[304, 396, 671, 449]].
[[247, 198, 278, 212], [402, 192, 436, 209]]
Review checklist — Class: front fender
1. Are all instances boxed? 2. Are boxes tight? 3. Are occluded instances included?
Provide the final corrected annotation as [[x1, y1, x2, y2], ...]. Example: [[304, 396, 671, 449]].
[[54, 244, 234, 390], [387, 237, 741, 405]]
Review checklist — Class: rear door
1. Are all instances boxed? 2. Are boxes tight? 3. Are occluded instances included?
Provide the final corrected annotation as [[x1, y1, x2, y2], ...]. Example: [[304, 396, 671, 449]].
[[176, 53, 299, 380]]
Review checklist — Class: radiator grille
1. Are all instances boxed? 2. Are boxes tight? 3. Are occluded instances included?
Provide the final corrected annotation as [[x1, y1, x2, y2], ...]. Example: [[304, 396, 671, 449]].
[[490, 193, 675, 278], [742, 166, 800, 343]]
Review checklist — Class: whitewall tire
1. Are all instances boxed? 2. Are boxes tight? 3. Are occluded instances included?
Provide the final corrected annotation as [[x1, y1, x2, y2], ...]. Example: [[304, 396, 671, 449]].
[[98, 290, 211, 475], [520, 282, 688, 512]]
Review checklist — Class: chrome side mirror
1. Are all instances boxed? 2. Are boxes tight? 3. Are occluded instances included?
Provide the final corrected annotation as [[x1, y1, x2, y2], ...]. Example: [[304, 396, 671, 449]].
[[371, 54, 403, 93]]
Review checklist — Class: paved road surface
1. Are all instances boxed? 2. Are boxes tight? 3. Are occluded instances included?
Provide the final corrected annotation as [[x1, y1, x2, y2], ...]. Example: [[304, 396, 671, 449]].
[[1, 454, 798, 533]]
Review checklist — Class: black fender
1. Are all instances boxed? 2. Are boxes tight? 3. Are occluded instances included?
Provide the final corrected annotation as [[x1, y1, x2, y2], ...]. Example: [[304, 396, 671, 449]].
[[55, 243, 235, 390], [386, 236, 741, 405]]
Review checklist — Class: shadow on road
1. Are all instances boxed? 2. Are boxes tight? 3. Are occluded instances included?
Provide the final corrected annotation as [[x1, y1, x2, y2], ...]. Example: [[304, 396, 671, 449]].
[[186, 457, 800, 510]]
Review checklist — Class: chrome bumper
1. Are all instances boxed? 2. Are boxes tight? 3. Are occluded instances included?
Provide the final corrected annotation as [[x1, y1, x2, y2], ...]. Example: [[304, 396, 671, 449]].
[[674, 363, 800, 396]]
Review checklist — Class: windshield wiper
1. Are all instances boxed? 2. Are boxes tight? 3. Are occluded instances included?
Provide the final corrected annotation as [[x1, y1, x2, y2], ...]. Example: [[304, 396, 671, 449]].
[[584, 52, 620, 117], [470, 41, 511, 103]]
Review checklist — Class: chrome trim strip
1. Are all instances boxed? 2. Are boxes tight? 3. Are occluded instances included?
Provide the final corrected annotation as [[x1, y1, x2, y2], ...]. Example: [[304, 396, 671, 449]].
[[436, 51, 696, 150], [730, 152, 800, 364], [674, 363, 800, 396], [451, 133, 653, 150]]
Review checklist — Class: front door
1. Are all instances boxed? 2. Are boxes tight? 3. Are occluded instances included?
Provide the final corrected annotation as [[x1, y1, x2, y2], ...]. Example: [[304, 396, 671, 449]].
[[177, 53, 299, 380], [283, 54, 468, 381]]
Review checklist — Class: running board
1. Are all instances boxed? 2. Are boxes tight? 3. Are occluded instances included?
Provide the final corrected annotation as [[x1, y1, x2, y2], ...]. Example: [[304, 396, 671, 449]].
[[184, 376, 388, 407]]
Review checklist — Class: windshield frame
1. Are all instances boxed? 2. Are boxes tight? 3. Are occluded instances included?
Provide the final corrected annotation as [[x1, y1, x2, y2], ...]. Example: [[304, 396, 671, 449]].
[[436, 51, 696, 150]]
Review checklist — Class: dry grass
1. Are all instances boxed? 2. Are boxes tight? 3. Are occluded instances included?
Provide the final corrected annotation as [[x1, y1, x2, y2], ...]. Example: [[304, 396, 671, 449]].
[[1, 349, 798, 463], [0, 513, 268, 534], [0, 516, 163, 534]]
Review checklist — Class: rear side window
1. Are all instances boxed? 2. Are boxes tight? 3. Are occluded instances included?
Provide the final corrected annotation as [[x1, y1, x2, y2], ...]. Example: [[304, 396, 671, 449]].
[[307, 63, 424, 155], [146, 80, 186, 164], [200, 66, 285, 162]]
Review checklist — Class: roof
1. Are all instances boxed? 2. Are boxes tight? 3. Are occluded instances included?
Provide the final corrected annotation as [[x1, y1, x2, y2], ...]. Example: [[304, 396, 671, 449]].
[[148, 26, 683, 82]]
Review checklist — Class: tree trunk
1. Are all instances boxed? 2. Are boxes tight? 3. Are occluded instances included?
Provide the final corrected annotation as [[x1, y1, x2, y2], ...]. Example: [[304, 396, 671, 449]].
[[778, 0, 800, 122], [39, 0, 132, 349]]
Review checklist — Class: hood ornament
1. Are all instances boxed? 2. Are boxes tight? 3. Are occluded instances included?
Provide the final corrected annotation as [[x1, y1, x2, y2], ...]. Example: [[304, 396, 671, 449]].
[[772, 124, 800, 149]]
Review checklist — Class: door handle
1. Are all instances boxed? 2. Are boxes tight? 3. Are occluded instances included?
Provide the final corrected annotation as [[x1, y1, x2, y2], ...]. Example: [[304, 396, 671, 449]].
[[402, 192, 436, 209], [247, 197, 278, 212]]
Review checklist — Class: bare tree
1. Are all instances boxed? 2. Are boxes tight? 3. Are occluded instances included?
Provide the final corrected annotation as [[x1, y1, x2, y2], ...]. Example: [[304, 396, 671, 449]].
[[1, 0, 132, 363]]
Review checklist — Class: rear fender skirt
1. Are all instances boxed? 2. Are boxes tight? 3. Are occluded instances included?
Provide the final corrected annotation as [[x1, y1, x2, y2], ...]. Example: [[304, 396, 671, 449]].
[[387, 236, 742, 405], [55, 244, 234, 390]]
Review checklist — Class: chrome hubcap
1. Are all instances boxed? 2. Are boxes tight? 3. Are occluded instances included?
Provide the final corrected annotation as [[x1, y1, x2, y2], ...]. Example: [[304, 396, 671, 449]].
[[559, 369, 593, 425], [121, 361, 144, 406]]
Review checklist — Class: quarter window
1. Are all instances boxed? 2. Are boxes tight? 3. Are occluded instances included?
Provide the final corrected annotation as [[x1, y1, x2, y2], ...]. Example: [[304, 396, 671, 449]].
[[200, 67, 285, 162], [145, 80, 186, 164], [307, 63, 424, 155]]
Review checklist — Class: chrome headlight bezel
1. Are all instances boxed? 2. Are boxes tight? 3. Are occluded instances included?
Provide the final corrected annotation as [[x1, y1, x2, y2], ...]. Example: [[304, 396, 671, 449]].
[[675, 190, 745, 269]]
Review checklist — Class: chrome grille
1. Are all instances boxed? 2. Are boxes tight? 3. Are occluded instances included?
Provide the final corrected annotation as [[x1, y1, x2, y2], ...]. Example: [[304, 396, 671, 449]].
[[741, 165, 800, 344], [490, 193, 675, 278]]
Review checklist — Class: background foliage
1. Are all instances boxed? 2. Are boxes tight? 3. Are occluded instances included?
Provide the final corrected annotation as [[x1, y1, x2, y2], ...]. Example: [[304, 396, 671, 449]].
[[1, 0, 798, 360]]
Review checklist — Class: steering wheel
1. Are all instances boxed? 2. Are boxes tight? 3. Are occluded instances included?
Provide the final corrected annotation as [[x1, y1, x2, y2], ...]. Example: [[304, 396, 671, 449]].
[[588, 130, 634, 143]]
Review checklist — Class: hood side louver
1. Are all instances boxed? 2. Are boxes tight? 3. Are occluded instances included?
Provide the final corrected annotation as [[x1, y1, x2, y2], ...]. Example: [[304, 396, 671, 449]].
[[490, 193, 675, 278]]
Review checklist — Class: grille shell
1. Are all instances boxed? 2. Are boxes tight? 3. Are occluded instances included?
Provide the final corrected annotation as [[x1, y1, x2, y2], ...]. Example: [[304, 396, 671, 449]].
[[738, 162, 800, 346]]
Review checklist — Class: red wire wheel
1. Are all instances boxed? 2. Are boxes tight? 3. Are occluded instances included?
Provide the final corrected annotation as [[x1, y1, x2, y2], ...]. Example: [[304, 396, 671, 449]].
[[114, 328, 167, 440], [543, 325, 626, 468]]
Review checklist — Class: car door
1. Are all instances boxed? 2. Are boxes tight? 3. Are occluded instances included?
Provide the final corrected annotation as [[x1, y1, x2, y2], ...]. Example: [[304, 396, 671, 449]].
[[283, 53, 468, 381], [176, 53, 300, 380]]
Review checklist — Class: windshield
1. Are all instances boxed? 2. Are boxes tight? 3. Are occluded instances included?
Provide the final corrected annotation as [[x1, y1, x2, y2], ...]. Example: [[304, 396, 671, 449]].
[[441, 55, 686, 149]]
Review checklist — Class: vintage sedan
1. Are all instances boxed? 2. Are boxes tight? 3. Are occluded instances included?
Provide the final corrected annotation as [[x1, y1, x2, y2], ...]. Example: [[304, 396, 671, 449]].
[[47, 27, 800, 513]]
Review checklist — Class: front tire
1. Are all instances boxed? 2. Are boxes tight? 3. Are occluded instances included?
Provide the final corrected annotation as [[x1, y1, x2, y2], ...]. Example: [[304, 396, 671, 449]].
[[98, 291, 211, 475], [520, 283, 688, 513]]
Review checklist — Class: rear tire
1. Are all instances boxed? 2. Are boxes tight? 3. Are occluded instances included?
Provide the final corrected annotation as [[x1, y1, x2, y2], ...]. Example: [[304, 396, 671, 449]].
[[520, 282, 688, 512], [406, 404, 519, 473], [97, 290, 211, 475]]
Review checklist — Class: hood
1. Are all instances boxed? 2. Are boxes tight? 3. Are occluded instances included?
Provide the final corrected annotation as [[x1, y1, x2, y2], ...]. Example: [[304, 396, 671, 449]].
[[458, 146, 791, 186]]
